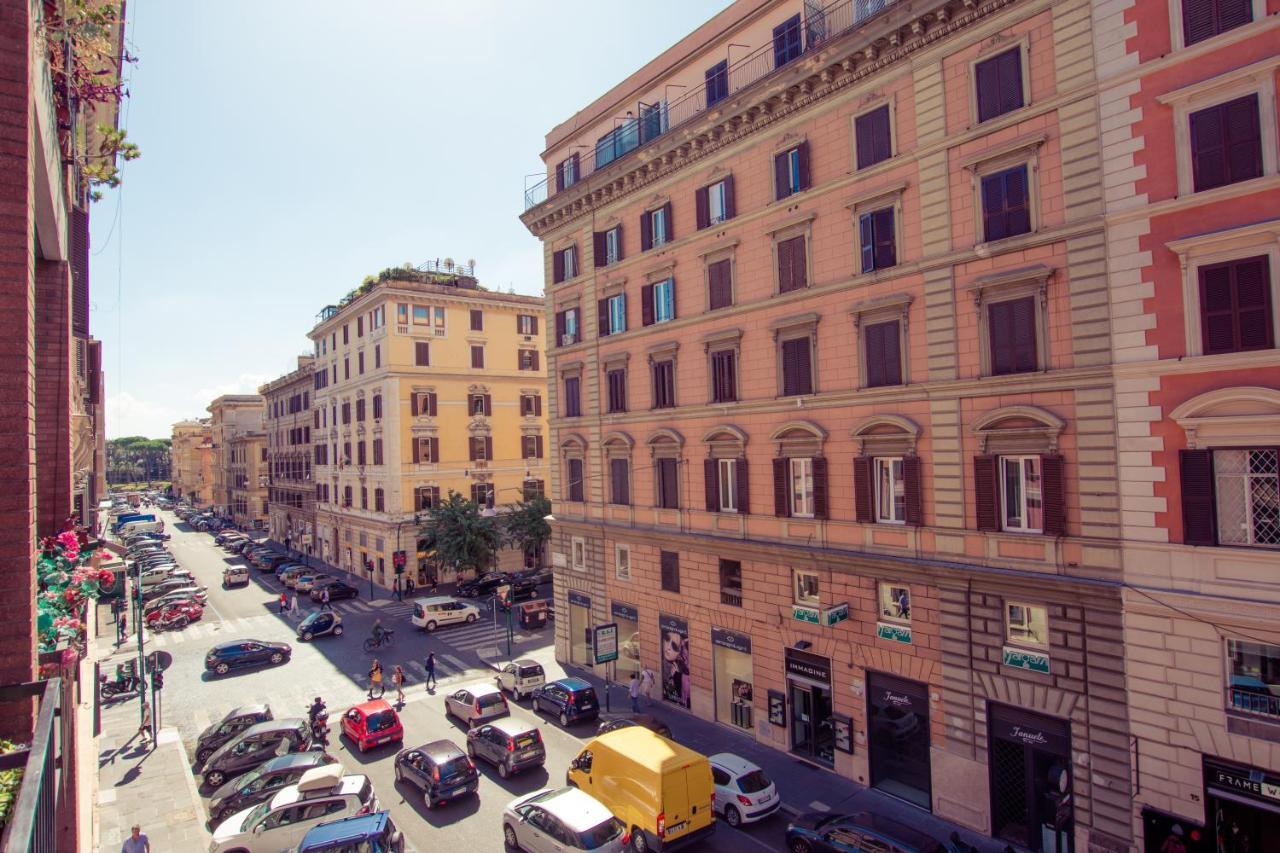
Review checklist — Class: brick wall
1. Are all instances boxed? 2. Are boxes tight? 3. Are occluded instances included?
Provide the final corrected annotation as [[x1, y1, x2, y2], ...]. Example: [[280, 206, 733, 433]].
[[35, 258, 72, 538]]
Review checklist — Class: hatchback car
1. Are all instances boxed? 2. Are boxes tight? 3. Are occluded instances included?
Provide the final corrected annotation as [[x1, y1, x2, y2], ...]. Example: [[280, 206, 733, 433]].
[[294, 573, 332, 592], [222, 566, 250, 588], [785, 811, 949, 853], [456, 571, 511, 598], [502, 786, 628, 853], [280, 566, 310, 587], [297, 610, 344, 641], [466, 718, 545, 778], [596, 714, 672, 739], [531, 678, 599, 727], [205, 639, 292, 676], [444, 683, 509, 727], [201, 718, 312, 788], [195, 704, 274, 765], [206, 750, 333, 825], [393, 740, 479, 809], [411, 596, 480, 632], [297, 810, 405, 853], [495, 659, 546, 701], [341, 700, 404, 753], [710, 752, 780, 827], [310, 580, 358, 601], [210, 765, 378, 853]]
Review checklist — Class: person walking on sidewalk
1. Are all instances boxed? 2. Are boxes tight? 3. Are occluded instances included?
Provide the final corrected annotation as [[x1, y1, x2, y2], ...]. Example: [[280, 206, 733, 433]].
[[138, 701, 153, 748], [116, 609, 128, 645], [290, 591, 298, 615], [629, 673, 642, 713], [640, 666, 656, 706], [320, 587, 331, 611], [405, 577, 415, 597], [424, 652, 437, 691], [368, 660, 384, 699], [121, 824, 150, 853], [278, 592, 287, 614], [393, 665, 405, 705]]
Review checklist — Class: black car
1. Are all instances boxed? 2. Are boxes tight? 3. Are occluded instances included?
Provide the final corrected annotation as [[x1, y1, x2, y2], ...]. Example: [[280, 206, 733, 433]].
[[310, 580, 358, 601], [785, 812, 953, 853], [596, 714, 672, 739], [204, 639, 292, 676], [206, 750, 333, 825], [200, 718, 312, 789], [531, 678, 599, 726], [496, 577, 539, 610], [266, 554, 293, 570], [508, 565, 553, 586], [457, 571, 511, 598], [194, 704, 273, 764], [465, 719, 545, 779], [394, 740, 479, 809]]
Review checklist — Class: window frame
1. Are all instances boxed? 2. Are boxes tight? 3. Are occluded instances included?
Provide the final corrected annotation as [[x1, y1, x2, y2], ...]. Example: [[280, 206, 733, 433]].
[[773, 313, 819, 398], [650, 207, 670, 248], [967, 39, 1031, 127], [651, 357, 676, 410], [652, 278, 676, 324], [793, 569, 819, 607], [1169, 0, 1263, 50], [702, 242, 737, 312], [607, 292, 627, 335], [770, 216, 814, 296], [605, 226, 622, 266], [1169, 221, 1280, 357], [706, 59, 729, 106], [789, 457, 815, 518], [969, 266, 1052, 378], [571, 536, 586, 572], [874, 457, 907, 524], [877, 582, 911, 624], [1212, 447, 1280, 548], [852, 99, 896, 171], [1004, 601, 1049, 648], [615, 543, 631, 581], [717, 457, 738, 513], [999, 454, 1045, 534]]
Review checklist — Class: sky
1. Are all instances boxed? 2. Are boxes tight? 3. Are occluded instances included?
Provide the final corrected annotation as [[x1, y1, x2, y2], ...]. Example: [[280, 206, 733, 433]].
[[92, 0, 731, 439]]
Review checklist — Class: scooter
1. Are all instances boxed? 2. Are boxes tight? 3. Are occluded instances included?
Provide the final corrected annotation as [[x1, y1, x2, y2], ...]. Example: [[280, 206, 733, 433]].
[[100, 664, 143, 699], [307, 701, 329, 744]]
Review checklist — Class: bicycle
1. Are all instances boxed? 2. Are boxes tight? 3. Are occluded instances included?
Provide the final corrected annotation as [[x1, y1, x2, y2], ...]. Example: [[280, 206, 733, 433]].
[[362, 630, 395, 653]]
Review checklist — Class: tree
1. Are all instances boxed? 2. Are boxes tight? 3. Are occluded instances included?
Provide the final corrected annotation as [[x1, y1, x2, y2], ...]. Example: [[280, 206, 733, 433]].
[[421, 492, 500, 580], [106, 436, 171, 484], [502, 495, 552, 567]]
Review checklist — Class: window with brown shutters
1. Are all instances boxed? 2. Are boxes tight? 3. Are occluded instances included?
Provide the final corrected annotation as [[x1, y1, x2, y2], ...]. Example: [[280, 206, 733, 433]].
[[710, 349, 737, 403], [708, 258, 733, 310], [566, 458, 584, 502], [563, 376, 581, 418], [372, 439, 383, 466], [1200, 256, 1273, 355], [974, 47, 1024, 123], [988, 296, 1038, 375], [470, 345, 485, 369], [641, 202, 673, 251], [696, 176, 736, 230], [414, 486, 441, 511], [414, 341, 430, 366], [660, 550, 680, 592], [1190, 94, 1262, 193], [521, 394, 542, 417], [973, 454, 1000, 531], [1040, 453, 1065, 536], [523, 479, 545, 501], [610, 458, 630, 505], [517, 314, 539, 336], [355, 398, 366, 422], [855, 105, 893, 170], [594, 226, 624, 268], [470, 309, 484, 331], [781, 336, 813, 396], [981, 165, 1031, 242], [651, 360, 676, 409], [341, 402, 351, 425], [1182, 0, 1252, 46], [853, 457, 875, 523], [411, 391, 438, 418], [776, 234, 808, 293], [519, 349, 540, 371], [656, 457, 679, 508], [859, 207, 896, 273], [774, 143, 810, 201], [863, 320, 902, 387], [372, 394, 382, 420], [706, 60, 729, 107], [374, 488, 385, 512], [607, 368, 628, 413]]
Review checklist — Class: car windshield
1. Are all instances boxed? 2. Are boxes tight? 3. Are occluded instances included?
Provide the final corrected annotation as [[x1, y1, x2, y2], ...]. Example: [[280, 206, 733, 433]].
[[244, 800, 272, 829], [736, 769, 771, 794], [366, 711, 397, 733], [440, 757, 472, 779], [518, 666, 543, 678], [578, 817, 625, 850], [513, 732, 540, 749]]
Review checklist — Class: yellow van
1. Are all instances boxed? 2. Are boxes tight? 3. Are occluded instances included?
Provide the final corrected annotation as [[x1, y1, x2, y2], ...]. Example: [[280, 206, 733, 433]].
[[566, 727, 715, 851]]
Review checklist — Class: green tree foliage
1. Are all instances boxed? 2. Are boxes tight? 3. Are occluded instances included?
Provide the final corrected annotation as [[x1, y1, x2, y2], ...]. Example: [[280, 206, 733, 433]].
[[106, 436, 171, 484], [421, 492, 500, 579], [501, 495, 551, 564]]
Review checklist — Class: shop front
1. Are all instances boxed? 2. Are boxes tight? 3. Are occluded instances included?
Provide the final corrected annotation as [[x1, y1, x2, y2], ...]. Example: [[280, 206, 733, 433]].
[[785, 647, 835, 765], [867, 672, 932, 810], [612, 601, 640, 681], [711, 628, 753, 730], [568, 591, 592, 666], [659, 613, 690, 708], [988, 704, 1074, 853], [1203, 757, 1280, 852]]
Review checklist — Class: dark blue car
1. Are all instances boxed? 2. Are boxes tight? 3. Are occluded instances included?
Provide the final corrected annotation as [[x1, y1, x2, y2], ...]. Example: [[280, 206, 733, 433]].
[[297, 811, 404, 853], [786, 812, 959, 853], [204, 639, 292, 676], [530, 677, 599, 726]]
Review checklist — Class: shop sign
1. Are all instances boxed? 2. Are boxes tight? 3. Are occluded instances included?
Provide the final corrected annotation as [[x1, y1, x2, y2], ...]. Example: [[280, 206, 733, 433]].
[[767, 689, 787, 726], [552, 552, 567, 568], [1206, 762, 1280, 805], [792, 604, 820, 624], [1002, 646, 1050, 674], [711, 627, 751, 654], [876, 622, 912, 644], [785, 648, 832, 685], [990, 707, 1071, 756], [823, 603, 849, 626], [659, 613, 688, 635], [568, 590, 591, 609], [611, 601, 638, 622], [593, 623, 618, 664]]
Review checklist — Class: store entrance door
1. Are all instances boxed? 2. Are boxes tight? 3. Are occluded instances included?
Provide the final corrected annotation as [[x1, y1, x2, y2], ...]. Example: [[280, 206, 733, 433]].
[[790, 683, 814, 754], [1204, 757, 1280, 852], [784, 647, 835, 764]]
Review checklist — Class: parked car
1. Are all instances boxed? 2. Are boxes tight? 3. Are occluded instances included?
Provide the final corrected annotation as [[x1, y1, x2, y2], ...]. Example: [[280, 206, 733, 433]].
[[310, 580, 358, 601], [531, 678, 599, 727], [297, 811, 405, 853], [250, 551, 279, 570], [411, 595, 480, 632], [502, 787, 627, 853], [496, 576, 540, 609], [393, 740, 478, 810], [785, 812, 952, 853], [456, 571, 512, 598], [596, 714, 672, 739], [280, 566, 310, 587], [205, 639, 292, 676], [297, 610, 344, 641], [209, 765, 377, 853], [222, 566, 250, 588], [267, 553, 294, 570], [142, 583, 206, 604], [444, 683, 509, 727], [709, 752, 780, 828], [143, 591, 206, 614], [205, 750, 331, 825], [466, 718, 545, 778], [495, 659, 545, 701], [294, 573, 332, 592], [195, 704, 274, 764], [508, 564, 553, 586], [201, 718, 313, 788], [144, 600, 202, 630], [340, 699, 404, 753]]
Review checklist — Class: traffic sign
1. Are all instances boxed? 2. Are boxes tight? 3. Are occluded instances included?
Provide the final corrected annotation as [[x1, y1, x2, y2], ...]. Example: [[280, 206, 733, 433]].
[[145, 650, 172, 674]]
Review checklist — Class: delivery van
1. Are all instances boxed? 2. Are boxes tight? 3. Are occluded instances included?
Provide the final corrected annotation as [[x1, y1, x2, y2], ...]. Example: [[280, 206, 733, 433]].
[[119, 520, 164, 537], [566, 727, 715, 851]]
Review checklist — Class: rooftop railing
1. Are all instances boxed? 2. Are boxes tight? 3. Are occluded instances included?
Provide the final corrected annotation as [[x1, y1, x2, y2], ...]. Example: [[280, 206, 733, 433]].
[[0, 678, 67, 853]]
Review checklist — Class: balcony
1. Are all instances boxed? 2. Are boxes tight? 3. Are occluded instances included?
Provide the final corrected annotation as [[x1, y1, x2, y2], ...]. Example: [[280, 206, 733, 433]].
[[523, 0, 897, 211], [1228, 686, 1280, 720], [0, 678, 69, 852]]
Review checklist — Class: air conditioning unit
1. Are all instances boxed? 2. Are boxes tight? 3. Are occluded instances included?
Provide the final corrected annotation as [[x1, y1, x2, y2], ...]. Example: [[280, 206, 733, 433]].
[[561, 334, 577, 347], [522, 335, 533, 342]]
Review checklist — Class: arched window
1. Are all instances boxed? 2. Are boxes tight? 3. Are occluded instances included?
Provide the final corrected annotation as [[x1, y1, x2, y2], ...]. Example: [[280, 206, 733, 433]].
[[702, 425, 749, 514], [769, 421, 827, 519], [850, 416, 923, 526], [971, 406, 1066, 536], [647, 429, 685, 510]]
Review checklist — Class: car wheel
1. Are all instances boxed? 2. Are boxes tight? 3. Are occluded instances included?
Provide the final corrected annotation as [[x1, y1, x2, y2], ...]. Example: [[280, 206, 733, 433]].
[[423, 791, 434, 810], [788, 841, 812, 853], [498, 760, 510, 779], [425, 620, 437, 632], [512, 689, 522, 702], [269, 652, 284, 665], [214, 662, 229, 676], [195, 747, 213, 764], [204, 769, 225, 788], [333, 625, 344, 636], [301, 631, 313, 641], [631, 827, 650, 853], [503, 823, 521, 850], [466, 742, 475, 758], [724, 804, 742, 828], [465, 613, 477, 623], [559, 712, 569, 727]]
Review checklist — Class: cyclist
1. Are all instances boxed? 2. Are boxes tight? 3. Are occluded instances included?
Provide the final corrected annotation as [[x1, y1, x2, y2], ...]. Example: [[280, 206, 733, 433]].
[[371, 618, 385, 646]]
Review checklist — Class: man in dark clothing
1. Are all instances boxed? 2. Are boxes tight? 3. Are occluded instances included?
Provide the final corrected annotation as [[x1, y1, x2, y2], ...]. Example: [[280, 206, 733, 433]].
[[424, 652, 437, 690]]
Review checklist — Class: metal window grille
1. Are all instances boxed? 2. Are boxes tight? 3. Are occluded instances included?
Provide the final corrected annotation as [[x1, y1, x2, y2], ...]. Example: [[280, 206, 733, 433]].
[[1215, 449, 1280, 546]]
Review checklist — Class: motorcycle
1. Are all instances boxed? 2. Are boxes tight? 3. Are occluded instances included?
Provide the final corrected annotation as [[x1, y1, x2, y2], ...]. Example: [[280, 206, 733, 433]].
[[307, 701, 329, 743], [100, 663, 143, 699]]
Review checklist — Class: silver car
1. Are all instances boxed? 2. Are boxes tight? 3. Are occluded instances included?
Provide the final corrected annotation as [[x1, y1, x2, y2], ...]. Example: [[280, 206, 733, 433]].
[[444, 683, 509, 727], [502, 787, 626, 853]]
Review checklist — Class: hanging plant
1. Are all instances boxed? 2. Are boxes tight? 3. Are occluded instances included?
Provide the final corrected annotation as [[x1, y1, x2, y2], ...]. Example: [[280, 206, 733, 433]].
[[34, 529, 109, 654]]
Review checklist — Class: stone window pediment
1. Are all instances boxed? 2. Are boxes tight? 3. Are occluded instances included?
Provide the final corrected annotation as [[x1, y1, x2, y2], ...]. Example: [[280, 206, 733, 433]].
[[1172, 386, 1280, 448], [972, 405, 1065, 454], [851, 415, 921, 456]]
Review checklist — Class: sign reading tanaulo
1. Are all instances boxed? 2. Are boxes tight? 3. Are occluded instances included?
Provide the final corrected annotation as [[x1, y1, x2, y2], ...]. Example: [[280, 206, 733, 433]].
[[1002, 646, 1051, 674], [792, 605, 820, 624]]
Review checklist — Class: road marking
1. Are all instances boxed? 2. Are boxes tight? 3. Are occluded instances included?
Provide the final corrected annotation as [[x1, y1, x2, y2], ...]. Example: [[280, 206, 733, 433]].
[[808, 799, 829, 811], [441, 654, 468, 672]]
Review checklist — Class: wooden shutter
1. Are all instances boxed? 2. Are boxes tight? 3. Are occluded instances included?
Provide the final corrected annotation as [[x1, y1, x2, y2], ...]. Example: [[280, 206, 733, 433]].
[[723, 174, 736, 219], [612, 458, 630, 505], [973, 455, 1000, 531], [662, 458, 680, 508], [593, 232, 606, 268], [534, 395, 541, 416], [535, 435, 544, 458], [485, 436, 493, 460], [528, 315, 538, 335], [412, 439, 421, 464], [989, 298, 1037, 375], [981, 171, 1007, 241], [470, 309, 483, 331], [777, 238, 793, 293], [709, 259, 732, 310], [704, 458, 719, 511], [641, 284, 655, 326], [856, 105, 891, 170], [613, 226, 624, 262], [902, 455, 923, 526], [553, 249, 565, 284], [774, 151, 790, 201], [411, 394, 418, 416], [469, 438, 478, 461], [773, 458, 790, 517], [532, 350, 540, 371], [482, 394, 491, 416], [555, 162, 565, 193], [873, 208, 896, 269], [415, 341, 430, 366], [735, 458, 749, 515], [661, 201, 673, 241], [1179, 449, 1217, 545], [640, 210, 653, 251], [790, 236, 807, 290], [997, 49, 1023, 115], [598, 299, 610, 337], [670, 278, 678, 319], [859, 213, 875, 273], [1183, 0, 1251, 45], [696, 186, 709, 230], [796, 141, 810, 191], [555, 311, 566, 344], [1003, 166, 1030, 237], [1040, 453, 1065, 536], [428, 393, 437, 416], [853, 457, 874, 522], [812, 457, 828, 520]]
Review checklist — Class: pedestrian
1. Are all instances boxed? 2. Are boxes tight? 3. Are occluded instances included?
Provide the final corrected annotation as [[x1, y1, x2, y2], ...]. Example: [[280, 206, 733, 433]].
[[121, 824, 150, 853], [368, 660, 383, 699], [640, 666, 656, 706], [629, 672, 642, 713], [405, 577, 415, 597], [321, 587, 331, 611], [278, 592, 287, 614], [138, 701, 153, 747], [393, 665, 405, 705], [424, 652, 436, 691], [117, 609, 128, 644], [290, 591, 298, 615], [429, 576, 438, 594]]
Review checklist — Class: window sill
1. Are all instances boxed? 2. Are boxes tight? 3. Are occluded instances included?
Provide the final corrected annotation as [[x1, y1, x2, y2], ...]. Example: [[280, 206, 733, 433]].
[[974, 228, 1040, 256]]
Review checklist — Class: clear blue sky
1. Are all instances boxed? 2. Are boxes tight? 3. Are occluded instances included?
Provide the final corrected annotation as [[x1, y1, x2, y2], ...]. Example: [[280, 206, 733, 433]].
[[93, 0, 730, 439]]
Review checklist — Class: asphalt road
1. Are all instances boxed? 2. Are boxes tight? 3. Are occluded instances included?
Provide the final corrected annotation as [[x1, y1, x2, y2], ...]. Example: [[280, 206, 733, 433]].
[[105, 511, 789, 852]]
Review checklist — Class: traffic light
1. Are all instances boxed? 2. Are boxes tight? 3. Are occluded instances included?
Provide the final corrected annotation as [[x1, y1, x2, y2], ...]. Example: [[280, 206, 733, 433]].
[[497, 584, 512, 608], [153, 671, 164, 690]]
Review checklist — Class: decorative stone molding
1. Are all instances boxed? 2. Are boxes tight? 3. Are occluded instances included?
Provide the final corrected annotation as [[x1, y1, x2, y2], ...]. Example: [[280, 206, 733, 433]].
[[1171, 386, 1280, 449], [851, 415, 922, 456], [972, 405, 1066, 454]]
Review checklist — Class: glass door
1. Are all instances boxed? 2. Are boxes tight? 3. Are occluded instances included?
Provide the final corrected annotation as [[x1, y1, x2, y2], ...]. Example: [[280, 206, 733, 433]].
[[789, 683, 814, 755]]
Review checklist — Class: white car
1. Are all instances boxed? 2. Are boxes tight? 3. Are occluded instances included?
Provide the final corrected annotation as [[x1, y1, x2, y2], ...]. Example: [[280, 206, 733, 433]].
[[709, 752, 780, 827], [503, 786, 627, 853], [294, 574, 331, 592], [411, 596, 480, 632], [495, 659, 546, 701], [209, 765, 377, 853], [444, 683, 509, 727]]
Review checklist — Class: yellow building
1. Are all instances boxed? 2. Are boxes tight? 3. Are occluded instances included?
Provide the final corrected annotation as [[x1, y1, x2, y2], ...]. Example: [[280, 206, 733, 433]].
[[170, 419, 213, 507], [208, 395, 265, 519], [260, 357, 316, 555], [228, 431, 269, 529], [308, 264, 548, 588]]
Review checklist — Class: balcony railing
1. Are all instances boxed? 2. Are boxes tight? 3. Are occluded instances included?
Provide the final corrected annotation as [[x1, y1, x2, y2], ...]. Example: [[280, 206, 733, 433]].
[[720, 587, 743, 607], [0, 678, 67, 853], [1228, 687, 1280, 720], [523, 0, 898, 211]]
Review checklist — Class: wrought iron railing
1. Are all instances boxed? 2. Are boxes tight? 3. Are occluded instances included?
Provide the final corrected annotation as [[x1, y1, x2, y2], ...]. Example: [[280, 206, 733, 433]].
[[1228, 687, 1280, 719], [0, 678, 65, 853], [523, 0, 899, 211]]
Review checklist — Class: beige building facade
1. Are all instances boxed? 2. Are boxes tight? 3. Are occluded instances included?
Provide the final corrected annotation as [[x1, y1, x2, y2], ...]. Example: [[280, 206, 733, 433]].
[[228, 431, 268, 529], [260, 357, 316, 556], [207, 394, 265, 521], [170, 419, 213, 507]]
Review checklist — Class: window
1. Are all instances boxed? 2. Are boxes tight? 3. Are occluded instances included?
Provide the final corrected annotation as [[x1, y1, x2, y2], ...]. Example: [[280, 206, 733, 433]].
[[710, 349, 737, 403], [556, 307, 580, 347], [988, 296, 1038, 375], [434, 307, 446, 335], [521, 434, 544, 459], [414, 341, 430, 367], [863, 319, 903, 387], [411, 391, 437, 417], [470, 345, 485, 369], [793, 570, 819, 606], [604, 293, 627, 336], [855, 104, 892, 169], [523, 479, 545, 500], [859, 207, 896, 273], [343, 325, 349, 345], [641, 203, 673, 251], [517, 314, 538, 336], [519, 349, 540, 371], [343, 485, 352, 507], [780, 336, 813, 396], [556, 153, 580, 192], [974, 47, 1024, 123], [615, 544, 631, 581], [470, 309, 484, 331], [656, 457, 679, 508], [469, 436, 493, 462], [374, 344, 380, 368], [1227, 639, 1280, 719], [1213, 448, 1280, 547], [521, 394, 542, 417], [606, 368, 627, 414], [470, 393, 490, 416], [553, 245, 578, 284], [1182, 0, 1253, 46], [357, 441, 366, 466], [981, 165, 1032, 242], [343, 358, 350, 380], [660, 550, 680, 592], [372, 439, 383, 465], [594, 226, 624, 267], [571, 537, 586, 571], [774, 144, 809, 201], [563, 376, 581, 418], [875, 458, 906, 524], [706, 60, 729, 107], [566, 457, 585, 502], [720, 559, 742, 606], [356, 398, 366, 422], [412, 305, 429, 325], [717, 458, 738, 512], [878, 583, 911, 623], [1200, 255, 1273, 354], [651, 359, 675, 409], [1000, 456, 1043, 533], [776, 234, 808, 293], [789, 458, 815, 518], [773, 14, 803, 67], [374, 488, 385, 512], [696, 177, 735, 229], [1005, 602, 1048, 647], [653, 279, 675, 323], [414, 486, 441, 510], [1190, 94, 1262, 193], [707, 258, 733, 310], [609, 457, 630, 505]]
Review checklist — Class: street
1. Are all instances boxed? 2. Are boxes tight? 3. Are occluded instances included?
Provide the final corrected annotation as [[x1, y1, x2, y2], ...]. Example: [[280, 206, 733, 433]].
[[101, 511, 790, 852]]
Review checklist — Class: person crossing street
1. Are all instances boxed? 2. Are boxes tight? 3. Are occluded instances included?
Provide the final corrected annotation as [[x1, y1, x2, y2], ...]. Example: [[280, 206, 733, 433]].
[[368, 660, 384, 699], [424, 652, 437, 691]]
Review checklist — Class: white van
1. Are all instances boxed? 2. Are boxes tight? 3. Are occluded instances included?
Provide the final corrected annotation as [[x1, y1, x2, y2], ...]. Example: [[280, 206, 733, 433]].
[[411, 596, 481, 632], [119, 520, 164, 537]]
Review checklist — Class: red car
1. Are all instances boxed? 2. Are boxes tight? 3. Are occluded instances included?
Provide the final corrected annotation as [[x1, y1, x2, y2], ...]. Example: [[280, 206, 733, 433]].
[[145, 600, 203, 630], [340, 699, 404, 753]]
